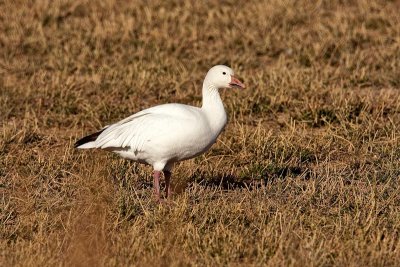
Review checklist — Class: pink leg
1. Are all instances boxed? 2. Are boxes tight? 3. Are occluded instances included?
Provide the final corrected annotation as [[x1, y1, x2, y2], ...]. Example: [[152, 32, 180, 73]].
[[153, 170, 161, 201], [163, 171, 172, 200]]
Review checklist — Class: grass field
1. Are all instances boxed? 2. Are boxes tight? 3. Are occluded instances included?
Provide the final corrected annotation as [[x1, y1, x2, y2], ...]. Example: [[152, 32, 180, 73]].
[[1, 0, 400, 266]]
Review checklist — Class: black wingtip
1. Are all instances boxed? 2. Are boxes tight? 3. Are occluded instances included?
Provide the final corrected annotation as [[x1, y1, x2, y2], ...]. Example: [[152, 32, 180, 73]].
[[74, 128, 106, 148]]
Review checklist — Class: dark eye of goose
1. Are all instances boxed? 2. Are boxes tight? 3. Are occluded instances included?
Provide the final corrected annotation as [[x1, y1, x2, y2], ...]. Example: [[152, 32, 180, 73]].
[[222, 72, 226, 75]]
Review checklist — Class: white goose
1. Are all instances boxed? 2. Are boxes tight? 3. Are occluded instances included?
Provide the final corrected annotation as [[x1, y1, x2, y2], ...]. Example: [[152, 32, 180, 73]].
[[75, 65, 245, 201]]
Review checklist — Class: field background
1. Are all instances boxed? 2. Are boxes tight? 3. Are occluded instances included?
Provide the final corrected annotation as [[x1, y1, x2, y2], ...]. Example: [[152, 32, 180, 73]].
[[1, 0, 400, 266]]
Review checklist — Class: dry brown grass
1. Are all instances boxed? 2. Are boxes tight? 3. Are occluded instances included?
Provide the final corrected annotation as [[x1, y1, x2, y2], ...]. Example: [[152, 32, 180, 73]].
[[1, 0, 400, 266]]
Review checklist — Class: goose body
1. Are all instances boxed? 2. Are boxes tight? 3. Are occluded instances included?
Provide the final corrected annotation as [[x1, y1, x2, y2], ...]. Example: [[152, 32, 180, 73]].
[[75, 65, 245, 201]]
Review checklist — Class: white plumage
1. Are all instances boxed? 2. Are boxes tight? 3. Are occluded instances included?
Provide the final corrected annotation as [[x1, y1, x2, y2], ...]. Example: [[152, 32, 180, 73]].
[[75, 65, 245, 201]]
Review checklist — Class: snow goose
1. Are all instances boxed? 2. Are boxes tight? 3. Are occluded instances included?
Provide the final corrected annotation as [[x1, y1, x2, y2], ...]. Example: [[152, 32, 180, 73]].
[[75, 65, 245, 202]]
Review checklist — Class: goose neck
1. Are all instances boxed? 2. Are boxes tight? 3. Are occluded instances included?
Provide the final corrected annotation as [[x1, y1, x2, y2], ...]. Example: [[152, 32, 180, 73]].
[[201, 82, 227, 131]]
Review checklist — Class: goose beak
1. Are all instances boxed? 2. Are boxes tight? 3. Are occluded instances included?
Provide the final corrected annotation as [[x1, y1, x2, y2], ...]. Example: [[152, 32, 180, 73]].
[[229, 76, 245, 89]]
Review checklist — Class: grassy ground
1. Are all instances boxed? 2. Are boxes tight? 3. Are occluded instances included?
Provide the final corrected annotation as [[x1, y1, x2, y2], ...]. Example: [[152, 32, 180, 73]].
[[1, 0, 400, 266]]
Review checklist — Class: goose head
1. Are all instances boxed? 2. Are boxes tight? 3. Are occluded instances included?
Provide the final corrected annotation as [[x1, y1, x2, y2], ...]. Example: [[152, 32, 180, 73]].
[[204, 65, 245, 90]]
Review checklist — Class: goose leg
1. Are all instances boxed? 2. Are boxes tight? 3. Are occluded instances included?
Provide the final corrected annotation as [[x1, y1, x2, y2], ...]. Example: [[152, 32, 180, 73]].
[[153, 170, 161, 201], [164, 170, 172, 200]]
